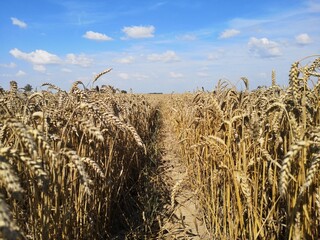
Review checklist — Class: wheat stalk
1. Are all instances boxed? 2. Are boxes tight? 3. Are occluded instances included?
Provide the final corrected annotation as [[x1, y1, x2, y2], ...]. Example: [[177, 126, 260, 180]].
[[92, 68, 112, 87], [298, 153, 320, 197], [279, 140, 311, 197]]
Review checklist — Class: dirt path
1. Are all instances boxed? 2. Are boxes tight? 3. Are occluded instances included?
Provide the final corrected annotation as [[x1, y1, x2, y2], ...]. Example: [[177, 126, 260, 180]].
[[157, 99, 208, 239]]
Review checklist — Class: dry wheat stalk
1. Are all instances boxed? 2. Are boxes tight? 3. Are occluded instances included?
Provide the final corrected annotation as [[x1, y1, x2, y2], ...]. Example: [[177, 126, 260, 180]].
[[61, 148, 93, 195], [315, 187, 320, 222], [81, 157, 105, 178], [9, 81, 17, 94], [170, 171, 188, 209], [292, 212, 301, 240], [272, 69, 276, 87], [0, 77, 161, 239], [78, 119, 104, 142], [298, 153, 320, 197], [289, 61, 300, 98], [93, 68, 112, 85], [41, 83, 63, 92], [279, 140, 311, 197], [234, 171, 252, 210]]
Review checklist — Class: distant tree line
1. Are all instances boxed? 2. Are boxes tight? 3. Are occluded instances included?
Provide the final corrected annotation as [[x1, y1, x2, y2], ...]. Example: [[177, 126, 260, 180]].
[[0, 83, 33, 93], [23, 84, 33, 92]]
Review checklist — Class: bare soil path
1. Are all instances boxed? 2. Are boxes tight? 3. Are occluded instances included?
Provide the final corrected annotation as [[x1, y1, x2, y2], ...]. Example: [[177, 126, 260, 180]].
[[153, 96, 209, 239]]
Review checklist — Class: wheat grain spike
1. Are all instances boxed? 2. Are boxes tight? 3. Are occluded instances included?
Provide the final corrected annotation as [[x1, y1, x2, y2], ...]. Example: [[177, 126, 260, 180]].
[[93, 68, 112, 85], [298, 153, 320, 197], [279, 140, 311, 197], [0, 194, 23, 240], [0, 156, 23, 199]]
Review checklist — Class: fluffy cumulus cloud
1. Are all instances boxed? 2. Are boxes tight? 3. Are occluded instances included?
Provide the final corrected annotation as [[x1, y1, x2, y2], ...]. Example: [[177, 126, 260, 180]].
[[9, 48, 93, 73], [16, 70, 26, 77], [115, 56, 134, 64], [248, 37, 281, 58], [295, 33, 312, 45], [10, 48, 61, 65], [219, 29, 240, 39], [83, 31, 113, 41], [11, 17, 27, 28], [33, 65, 46, 73], [65, 53, 93, 67], [147, 50, 180, 63], [122, 25, 155, 39]]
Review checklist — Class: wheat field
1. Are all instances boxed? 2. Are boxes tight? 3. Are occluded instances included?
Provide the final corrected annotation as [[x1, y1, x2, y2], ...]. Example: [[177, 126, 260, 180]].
[[0, 56, 320, 239], [0, 71, 165, 239], [167, 56, 320, 239]]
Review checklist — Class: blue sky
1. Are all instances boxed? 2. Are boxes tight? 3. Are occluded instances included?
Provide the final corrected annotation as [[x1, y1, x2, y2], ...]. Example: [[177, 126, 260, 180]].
[[1, 0, 319, 93]]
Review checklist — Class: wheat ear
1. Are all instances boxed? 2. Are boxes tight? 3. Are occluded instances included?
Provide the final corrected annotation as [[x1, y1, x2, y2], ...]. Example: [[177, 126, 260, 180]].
[[298, 153, 320, 197], [279, 140, 311, 197]]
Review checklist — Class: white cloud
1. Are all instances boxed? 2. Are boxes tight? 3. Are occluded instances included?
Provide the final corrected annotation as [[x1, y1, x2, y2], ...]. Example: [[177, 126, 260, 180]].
[[147, 50, 180, 62], [115, 56, 134, 64], [118, 73, 129, 80], [65, 53, 93, 67], [0, 62, 16, 68], [219, 29, 240, 39], [122, 25, 155, 39], [10, 48, 61, 65], [83, 31, 113, 41], [295, 33, 312, 45], [178, 34, 197, 41], [9, 48, 94, 72], [248, 37, 281, 58], [33, 65, 46, 73], [11, 17, 27, 28], [16, 70, 26, 76], [170, 72, 183, 78]]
